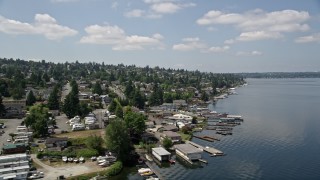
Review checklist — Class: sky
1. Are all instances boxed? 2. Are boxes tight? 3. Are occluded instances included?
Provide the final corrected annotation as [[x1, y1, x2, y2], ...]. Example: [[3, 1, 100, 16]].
[[0, 0, 320, 73]]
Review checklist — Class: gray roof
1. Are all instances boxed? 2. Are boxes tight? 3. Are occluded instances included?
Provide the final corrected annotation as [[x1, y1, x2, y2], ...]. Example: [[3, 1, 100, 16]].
[[174, 144, 202, 154], [152, 147, 171, 156], [162, 131, 181, 138]]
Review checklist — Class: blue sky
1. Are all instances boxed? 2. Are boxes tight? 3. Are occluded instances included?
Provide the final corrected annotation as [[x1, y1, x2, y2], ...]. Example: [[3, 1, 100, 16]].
[[0, 0, 320, 73]]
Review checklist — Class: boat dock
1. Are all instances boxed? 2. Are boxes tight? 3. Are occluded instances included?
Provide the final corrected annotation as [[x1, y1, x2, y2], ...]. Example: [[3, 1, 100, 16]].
[[186, 141, 224, 156], [145, 161, 165, 180], [193, 135, 220, 142]]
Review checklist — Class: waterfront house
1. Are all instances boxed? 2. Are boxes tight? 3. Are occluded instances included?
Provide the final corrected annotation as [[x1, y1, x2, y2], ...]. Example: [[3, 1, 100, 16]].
[[161, 131, 182, 143], [174, 144, 202, 162], [152, 147, 171, 162]]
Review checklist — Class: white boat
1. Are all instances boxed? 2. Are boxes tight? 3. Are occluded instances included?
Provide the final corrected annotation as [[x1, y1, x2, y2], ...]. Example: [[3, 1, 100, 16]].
[[98, 161, 110, 167], [138, 168, 151, 174], [79, 157, 85, 162], [145, 154, 153, 161], [62, 156, 68, 162]]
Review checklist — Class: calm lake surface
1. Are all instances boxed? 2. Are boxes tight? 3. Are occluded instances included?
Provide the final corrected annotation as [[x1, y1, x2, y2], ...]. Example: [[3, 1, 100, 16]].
[[121, 78, 320, 180]]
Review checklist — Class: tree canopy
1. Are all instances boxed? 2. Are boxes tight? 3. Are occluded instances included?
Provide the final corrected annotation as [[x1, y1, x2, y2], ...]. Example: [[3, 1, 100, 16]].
[[124, 110, 146, 137], [24, 104, 49, 137], [26, 90, 36, 106], [105, 119, 131, 162]]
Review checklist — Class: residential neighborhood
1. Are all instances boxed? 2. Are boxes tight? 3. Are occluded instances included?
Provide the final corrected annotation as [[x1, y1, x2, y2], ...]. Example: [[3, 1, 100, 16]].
[[0, 58, 244, 179]]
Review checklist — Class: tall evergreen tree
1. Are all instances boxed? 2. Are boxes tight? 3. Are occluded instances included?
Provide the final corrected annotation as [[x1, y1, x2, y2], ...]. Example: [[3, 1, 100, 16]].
[[0, 94, 6, 117], [92, 81, 103, 95], [48, 86, 60, 110], [26, 90, 36, 106], [63, 81, 80, 118]]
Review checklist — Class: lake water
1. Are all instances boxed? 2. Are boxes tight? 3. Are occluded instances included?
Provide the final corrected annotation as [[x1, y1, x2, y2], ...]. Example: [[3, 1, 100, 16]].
[[121, 78, 320, 180]]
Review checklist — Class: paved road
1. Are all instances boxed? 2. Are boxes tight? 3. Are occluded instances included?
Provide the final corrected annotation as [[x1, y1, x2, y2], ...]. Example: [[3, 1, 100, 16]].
[[61, 82, 71, 102], [0, 118, 24, 151]]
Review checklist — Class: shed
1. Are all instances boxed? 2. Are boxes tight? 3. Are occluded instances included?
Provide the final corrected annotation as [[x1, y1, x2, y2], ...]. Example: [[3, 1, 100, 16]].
[[174, 144, 202, 162], [152, 147, 171, 161]]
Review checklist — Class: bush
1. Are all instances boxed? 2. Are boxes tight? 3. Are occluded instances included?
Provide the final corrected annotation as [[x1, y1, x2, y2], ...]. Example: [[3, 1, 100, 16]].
[[105, 161, 123, 177], [76, 148, 99, 158], [69, 161, 123, 179]]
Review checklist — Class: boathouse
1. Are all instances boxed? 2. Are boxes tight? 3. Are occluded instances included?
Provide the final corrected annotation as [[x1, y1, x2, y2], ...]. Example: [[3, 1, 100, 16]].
[[174, 144, 202, 162], [152, 147, 171, 162]]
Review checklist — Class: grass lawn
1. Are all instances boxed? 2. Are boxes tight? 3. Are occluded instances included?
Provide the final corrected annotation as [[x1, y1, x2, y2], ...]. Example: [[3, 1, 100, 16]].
[[177, 131, 192, 142], [54, 129, 104, 139]]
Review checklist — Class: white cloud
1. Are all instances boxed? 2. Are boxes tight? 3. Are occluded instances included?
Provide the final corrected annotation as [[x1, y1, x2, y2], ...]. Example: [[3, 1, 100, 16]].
[[207, 45, 230, 53], [236, 51, 263, 56], [124, 9, 145, 18], [124, 1, 195, 18], [80, 24, 164, 50], [295, 33, 320, 43], [236, 31, 282, 41], [173, 37, 229, 53], [172, 37, 206, 51], [224, 39, 235, 44], [151, 2, 181, 14], [197, 9, 310, 42], [0, 14, 78, 40]]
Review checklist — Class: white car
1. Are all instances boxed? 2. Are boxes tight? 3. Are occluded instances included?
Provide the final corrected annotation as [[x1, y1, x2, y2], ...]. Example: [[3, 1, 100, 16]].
[[6, 139, 11, 142]]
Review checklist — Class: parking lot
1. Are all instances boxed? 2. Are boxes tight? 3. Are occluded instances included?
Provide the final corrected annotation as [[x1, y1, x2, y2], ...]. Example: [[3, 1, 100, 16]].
[[0, 118, 24, 151]]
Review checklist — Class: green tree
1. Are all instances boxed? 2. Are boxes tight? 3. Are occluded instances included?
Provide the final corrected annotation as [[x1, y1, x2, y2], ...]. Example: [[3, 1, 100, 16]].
[[0, 95, 5, 117], [12, 84, 24, 100], [200, 91, 209, 102], [124, 110, 146, 137], [48, 86, 60, 110], [162, 137, 173, 150], [86, 135, 104, 153], [108, 99, 117, 113], [24, 104, 49, 137], [132, 89, 145, 109], [105, 119, 130, 162], [148, 83, 163, 106], [63, 81, 80, 118], [115, 104, 123, 119], [92, 81, 103, 95], [26, 90, 36, 106], [79, 102, 92, 118]]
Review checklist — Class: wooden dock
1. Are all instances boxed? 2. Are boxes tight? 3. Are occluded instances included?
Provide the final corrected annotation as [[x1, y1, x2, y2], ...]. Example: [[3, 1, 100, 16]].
[[193, 135, 220, 142], [186, 141, 224, 156], [145, 161, 165, 180]]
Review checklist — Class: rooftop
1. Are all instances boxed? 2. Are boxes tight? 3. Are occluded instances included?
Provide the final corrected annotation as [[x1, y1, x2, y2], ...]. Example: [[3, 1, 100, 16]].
[[162, 131, 181, 138], [152, 147, 171, 156], [174, 144, 203, 154]]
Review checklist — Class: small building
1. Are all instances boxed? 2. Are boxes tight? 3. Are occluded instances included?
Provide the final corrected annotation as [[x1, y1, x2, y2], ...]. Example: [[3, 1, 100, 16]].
[[161, 131, 182, 143], [45, 137, 68, 148], [174, 144, 202, 162], [152, 147, 171, 162], [2, 143, 27, 154]]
